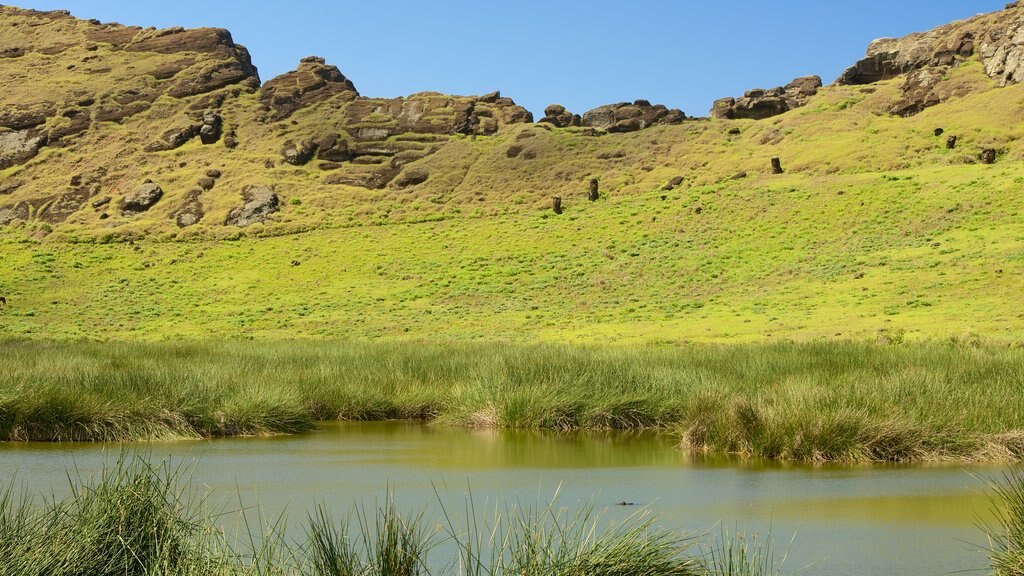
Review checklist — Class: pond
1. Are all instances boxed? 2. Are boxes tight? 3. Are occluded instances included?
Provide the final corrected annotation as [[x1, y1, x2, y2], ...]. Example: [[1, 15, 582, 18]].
[[0, 421, 1004, 575]]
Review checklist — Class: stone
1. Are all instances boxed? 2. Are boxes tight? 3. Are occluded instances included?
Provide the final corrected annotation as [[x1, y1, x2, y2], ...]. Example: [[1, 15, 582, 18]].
[[206, 169, 222, 179], [91, 196, 111, 208], [552, 196, 563, 214], [197, 177, 216, 190], [198, 110, 222, 144], [223, 129, 238, 149], [730, 171, 748, 180], [982, 148, 997, 164], [771, 158, 784, 174], [947, 135, 958, 149], [281, 140, 317, 166], [225, 185, 279, 226], [711, 76, 821, 120], [144, 125, 199, 152], [581, 101, 685, 132], [0, 129, 47, 169], [663, 176, 684, 191], [539, 104, 580, 128], [935, 128, 945, 136], [121, 181, 163, 213], [589, 178, 600, 201]]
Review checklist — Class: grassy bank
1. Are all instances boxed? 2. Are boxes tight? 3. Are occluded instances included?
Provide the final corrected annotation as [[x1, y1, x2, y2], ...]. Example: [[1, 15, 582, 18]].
[[2, 340, 1024, 462], [0, 455, 703, 576]]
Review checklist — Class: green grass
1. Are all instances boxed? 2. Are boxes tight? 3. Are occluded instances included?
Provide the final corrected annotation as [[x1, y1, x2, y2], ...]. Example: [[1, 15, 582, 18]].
[[2, 340, 1023, 462], [986, 468, 1024, 576]]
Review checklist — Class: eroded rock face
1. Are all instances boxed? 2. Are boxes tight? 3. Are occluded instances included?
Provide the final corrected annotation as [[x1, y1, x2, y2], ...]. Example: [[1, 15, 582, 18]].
[[712, 76, 822, 120], [260, 57, 358, 121], [581, 100, 685, 132], [225, 185, 279, 226], [835, 3, 1024, 114]]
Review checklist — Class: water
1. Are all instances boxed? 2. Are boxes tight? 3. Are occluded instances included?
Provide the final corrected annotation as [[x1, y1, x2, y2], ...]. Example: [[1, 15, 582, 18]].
[[0, 421, 1005, 575]]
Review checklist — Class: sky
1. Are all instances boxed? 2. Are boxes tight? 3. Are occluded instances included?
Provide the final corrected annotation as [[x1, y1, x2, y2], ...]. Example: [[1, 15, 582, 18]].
[[14, 0, 1011, 118]]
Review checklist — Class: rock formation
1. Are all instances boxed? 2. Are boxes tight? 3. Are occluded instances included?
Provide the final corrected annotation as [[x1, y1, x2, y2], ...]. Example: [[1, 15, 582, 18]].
[[581, 100, 685, 133], [259, 56, 358, 121], [539, 104, 581, 128], [836, 1, 1024, 115], [711, 76, 822, 120], [120, 181, 163, 213]]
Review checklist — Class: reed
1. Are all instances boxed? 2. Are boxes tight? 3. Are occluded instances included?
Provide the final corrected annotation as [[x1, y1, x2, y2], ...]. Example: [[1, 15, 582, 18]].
[[2, 339, 1024, 462]]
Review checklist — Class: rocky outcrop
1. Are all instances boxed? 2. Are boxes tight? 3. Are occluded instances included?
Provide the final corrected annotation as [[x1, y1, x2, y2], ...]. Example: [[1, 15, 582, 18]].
[[260, 57, 358, 121], [120, 181, 164, 213], [581, 100, 685, 133], [711, 76, 822, 120], [539, 104, 581, 128], [225, 185, 279, 226], [317, 134, 353, 162], [836, 2, 1024, 114], [340, 91, 532, 139]]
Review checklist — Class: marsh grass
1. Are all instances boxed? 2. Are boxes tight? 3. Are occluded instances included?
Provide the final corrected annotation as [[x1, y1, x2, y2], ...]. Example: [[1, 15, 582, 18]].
[[2, 340, 1024, 462], [985, 468, 1024, 576], [0, 455, 701, 576], [436, 484, 697, 576], [701, 524, 792, 576]]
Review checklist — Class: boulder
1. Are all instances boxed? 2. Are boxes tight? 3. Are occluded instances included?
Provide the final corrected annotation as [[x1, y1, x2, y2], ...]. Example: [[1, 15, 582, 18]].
[[281, 140, 317, 166], [663, 176, 684, 191], [121, 181, 164, 213], [172, 190, 204, 228], [539, 104, 581, 128], [198, 110, 222, 144], [581, 100, 685, 132], [711, 76, 821, 120], [225, 185, 279, 226], [0, 129, 47, 169]]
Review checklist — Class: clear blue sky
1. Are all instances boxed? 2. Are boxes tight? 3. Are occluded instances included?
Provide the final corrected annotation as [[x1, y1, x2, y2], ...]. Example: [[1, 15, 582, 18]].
[[15, 0, 1010, 117]]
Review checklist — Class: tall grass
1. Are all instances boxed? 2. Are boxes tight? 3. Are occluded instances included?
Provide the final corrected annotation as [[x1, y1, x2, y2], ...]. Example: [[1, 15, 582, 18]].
[[0, 455, 700, 576], [2, 339, 1024, 462], [986, 468, 1024, 576]]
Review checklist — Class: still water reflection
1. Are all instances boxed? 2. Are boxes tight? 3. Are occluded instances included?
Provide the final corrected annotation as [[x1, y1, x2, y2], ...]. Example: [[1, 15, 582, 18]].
[[0, 421, 1004, 576]]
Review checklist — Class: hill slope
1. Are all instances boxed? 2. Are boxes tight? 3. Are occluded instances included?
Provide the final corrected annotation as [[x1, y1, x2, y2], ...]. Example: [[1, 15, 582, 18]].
[[1, 4, 1024, 342]]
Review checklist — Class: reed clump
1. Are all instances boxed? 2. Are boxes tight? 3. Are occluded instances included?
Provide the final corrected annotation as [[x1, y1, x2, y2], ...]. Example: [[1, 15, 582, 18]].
[[985, 467, 1024, 576]]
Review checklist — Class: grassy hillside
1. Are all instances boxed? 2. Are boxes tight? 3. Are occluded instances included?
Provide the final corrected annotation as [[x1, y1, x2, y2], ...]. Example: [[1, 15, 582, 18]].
[[2, 8, 1024, 343], [4, 83, 1024, 342]]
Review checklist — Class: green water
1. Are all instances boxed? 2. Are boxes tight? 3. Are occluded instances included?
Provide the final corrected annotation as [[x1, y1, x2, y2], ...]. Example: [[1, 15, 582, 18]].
[[0, 422, 1005, 575]]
